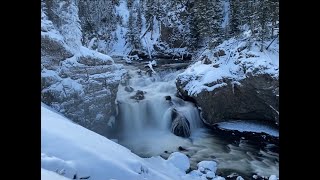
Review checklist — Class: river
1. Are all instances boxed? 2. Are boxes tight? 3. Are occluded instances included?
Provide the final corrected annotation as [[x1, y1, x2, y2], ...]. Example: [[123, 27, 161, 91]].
[[112, 59, 279, 179]]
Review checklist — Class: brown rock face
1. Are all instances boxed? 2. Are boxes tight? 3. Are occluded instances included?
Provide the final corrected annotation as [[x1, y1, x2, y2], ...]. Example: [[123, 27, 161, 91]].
[[176, 74, 279, 127]]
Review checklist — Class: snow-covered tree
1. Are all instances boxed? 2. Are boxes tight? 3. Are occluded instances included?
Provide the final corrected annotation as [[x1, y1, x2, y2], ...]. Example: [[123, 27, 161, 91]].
[[189, 0, 224, 49]]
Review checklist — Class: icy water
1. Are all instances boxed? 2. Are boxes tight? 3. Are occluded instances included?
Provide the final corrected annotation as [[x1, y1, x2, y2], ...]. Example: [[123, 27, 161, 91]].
[[113, 62, 279, 179]]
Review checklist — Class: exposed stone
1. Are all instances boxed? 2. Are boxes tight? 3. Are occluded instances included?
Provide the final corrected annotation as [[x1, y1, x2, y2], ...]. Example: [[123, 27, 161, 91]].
[[165, 96, 172, 101], [124, 86, 134, 92], [130, 90, 145, 100], [178, 146, 188, 151], [171, 108, 191, 137], [77, 55, 113, 66], [202, 56, 212, 64], [214, 49, 226, 57], [212, 64, 220, 68]]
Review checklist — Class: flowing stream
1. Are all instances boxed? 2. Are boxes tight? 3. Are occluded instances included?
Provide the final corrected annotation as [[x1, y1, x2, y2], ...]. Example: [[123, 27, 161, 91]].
[[113, 61, 279, 179]]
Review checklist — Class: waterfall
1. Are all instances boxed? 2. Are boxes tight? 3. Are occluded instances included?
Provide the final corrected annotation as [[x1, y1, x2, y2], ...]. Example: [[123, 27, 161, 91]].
[[116, 67, 203, 137]]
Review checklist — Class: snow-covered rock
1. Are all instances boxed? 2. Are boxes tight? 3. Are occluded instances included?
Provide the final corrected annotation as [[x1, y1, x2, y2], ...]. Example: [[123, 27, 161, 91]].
[[269, 175, 278, 180], [41, 168, 71, 180], [197, 161, 217, 173], [167, 152, 190, 172], [77, 46, 114, 66], [176, 38, 279, 126]]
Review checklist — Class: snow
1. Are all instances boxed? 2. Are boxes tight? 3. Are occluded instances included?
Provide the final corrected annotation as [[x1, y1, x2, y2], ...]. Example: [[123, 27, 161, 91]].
[[217, 121, 279, 137], [177, 37, 279, 96], [41, 103, 226, 180], [167, 152, 190, 172], [41, 168, 71, 180], [236, 176, 244, 180], [269, 175, 278, 180], [206, 171, 216, 178], [79, 46, 114, 64], [197, 161, 217, 172]]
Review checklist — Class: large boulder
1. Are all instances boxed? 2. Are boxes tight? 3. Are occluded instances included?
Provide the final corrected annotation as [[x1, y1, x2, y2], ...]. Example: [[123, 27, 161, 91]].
[[176, 74, 279, 127]]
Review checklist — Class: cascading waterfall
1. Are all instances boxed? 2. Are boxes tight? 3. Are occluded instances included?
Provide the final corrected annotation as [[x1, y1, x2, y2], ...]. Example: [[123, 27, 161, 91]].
[[116, 68, 203, 137]]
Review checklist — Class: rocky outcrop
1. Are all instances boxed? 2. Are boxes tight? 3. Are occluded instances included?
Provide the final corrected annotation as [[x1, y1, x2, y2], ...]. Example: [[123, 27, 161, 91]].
[[41, 3, 126, 137], [176, 74, 279, 127], [41, 53, 126, 137]]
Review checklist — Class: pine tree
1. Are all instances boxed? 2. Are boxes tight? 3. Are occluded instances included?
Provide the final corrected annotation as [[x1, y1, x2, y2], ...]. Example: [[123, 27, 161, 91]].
[[257, 0, 270, 51], [189, 0, 223, 49], [229, 0, 241, 36], [269, 0, 279, 38], [136, 3, 143, 33]]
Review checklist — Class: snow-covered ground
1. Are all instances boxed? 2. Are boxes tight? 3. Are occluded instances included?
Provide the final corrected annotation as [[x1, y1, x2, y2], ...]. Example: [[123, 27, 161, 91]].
[[41, 103, 225, 180], [217, 120, 279, 137], [41, 168, 71, 180], [177, 37, 279, 96]]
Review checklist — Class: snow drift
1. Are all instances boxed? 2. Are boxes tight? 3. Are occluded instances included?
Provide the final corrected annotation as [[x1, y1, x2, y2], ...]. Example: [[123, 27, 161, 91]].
[[41, 103, 225, 180]]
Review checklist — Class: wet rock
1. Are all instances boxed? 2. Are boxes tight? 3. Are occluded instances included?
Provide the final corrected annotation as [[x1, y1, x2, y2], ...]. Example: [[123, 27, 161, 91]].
[[124, 86, 134, 92], [171, 108, 190, 137], [130, 90, 145, 100], [146, 69, 153, 77], [165, 96, 172, 101], [212, 64, 220, 68], [178, 146, 188, 151]]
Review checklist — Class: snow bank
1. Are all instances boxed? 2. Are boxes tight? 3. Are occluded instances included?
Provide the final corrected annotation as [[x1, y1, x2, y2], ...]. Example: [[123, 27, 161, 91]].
[[41, 103, 226, 180], [41, 168, 71, 180]]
